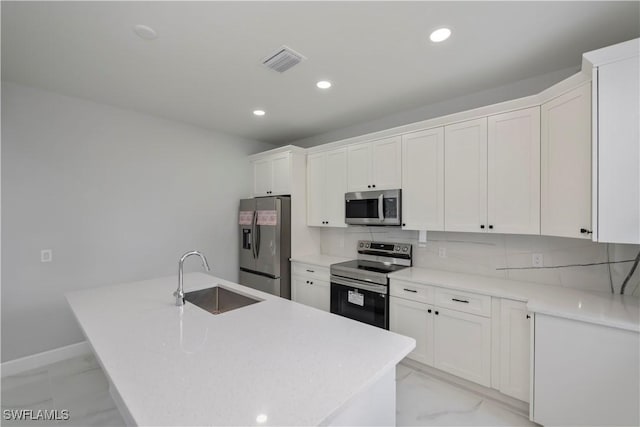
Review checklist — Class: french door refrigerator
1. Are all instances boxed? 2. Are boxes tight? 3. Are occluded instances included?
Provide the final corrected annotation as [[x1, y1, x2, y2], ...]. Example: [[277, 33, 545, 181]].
[[238, 197, 291, 299]]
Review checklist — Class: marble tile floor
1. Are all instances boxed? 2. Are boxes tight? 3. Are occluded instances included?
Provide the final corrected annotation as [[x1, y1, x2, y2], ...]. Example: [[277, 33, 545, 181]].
[[396, 363, 538, 426], [1, 354, 124, 426], [2, 354, 537, 426]]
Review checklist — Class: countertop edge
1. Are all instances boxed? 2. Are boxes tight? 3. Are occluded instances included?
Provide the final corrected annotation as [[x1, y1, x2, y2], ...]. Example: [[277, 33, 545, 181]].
[[388, 267, 640, 333]]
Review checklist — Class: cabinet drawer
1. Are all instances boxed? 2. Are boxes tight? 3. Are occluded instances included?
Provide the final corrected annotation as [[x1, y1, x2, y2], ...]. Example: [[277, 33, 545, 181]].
[[390, 280, 434, 304], [291, 262, 329, 281], [434, 288, 491, 317]]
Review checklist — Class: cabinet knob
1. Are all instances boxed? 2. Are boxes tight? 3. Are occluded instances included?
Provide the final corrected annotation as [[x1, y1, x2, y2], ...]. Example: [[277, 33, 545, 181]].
[[402, 223, 406, 227], [372, 184, 376, 188], [368, 185, 372, 188], [580, 228, 593, 234], [488, 225, 494, 230], [427, 309, 432, 313], [435, 311, 439, 315], [526, 314, 531, 319], [480, 225, 485, 229], [306, 280, 309, 284], [310, 281, 313, 285]]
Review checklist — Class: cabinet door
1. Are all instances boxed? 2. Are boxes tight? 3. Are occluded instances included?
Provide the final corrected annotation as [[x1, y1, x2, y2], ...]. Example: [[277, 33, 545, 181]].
[[253, 158, 272, 197], [389, 296, 434, 366], [541, 84, 592, 239], [372, 137, 402, 190], [306, 153, 325, 226], [433, 307, 491, 387], [499, 300, 530, 402], [270, 153, 291, 195], [292, 276, 330, 312], [488, 107, 540, 235], [596, 56, 640, 244], [444, 118, 488, 232], [324, 148, 348, 227], [347, 143, 372, 192], [402, 128, 444, 230]]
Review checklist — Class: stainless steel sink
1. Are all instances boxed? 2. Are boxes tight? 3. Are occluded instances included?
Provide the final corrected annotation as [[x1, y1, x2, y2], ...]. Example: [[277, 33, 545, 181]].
[[183, 286, 261, 315]]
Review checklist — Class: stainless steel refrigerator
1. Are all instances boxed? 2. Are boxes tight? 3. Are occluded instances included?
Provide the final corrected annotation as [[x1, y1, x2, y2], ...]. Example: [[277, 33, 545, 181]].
[[238, 197, 291, 299]]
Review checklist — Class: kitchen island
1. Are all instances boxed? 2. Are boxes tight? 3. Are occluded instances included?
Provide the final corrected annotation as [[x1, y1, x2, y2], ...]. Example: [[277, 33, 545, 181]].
[[66, 273, 414, 426]]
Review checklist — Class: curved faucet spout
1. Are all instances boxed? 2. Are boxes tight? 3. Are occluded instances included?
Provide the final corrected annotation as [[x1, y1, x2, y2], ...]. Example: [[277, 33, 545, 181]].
[[174, 250, 211, 306]]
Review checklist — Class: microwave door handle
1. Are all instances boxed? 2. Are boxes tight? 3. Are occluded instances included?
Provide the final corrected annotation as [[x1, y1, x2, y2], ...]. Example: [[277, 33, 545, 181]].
[[378, 194, 384, 221]]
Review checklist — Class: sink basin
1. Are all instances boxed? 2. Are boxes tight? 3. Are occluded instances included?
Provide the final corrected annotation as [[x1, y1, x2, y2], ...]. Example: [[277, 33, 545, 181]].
[[184, 286, 261, 315]]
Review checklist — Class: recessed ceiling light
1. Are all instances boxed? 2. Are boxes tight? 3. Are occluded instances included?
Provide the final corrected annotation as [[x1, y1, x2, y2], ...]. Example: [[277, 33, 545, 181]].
[[253, 110, 266, 116], [430, 27, 451, 43], [316, 80, 332, 89], [133, 24, 158, 40]]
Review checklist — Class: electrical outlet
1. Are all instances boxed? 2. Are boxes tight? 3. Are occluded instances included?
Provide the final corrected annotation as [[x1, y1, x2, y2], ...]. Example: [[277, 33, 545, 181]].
[[41, 249, 53, 263], [532, 253, 543, 268], [439, 247, 447, 258]]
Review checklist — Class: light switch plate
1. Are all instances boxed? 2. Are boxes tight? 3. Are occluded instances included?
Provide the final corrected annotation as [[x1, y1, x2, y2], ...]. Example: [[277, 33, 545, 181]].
[[41, 249, 53, 263]]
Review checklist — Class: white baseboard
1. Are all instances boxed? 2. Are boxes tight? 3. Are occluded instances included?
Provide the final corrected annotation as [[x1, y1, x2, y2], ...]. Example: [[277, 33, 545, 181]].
[[1, 341, 91, 377]]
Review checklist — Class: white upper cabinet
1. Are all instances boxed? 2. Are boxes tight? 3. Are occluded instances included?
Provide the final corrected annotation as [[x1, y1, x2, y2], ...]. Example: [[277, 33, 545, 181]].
[[444, 109, 540, 235], [487, 107, 541, 235], [306, 153, 325, 226], [372, 137, 402, 190], [271, 153, 291, 195], [541, 84, 592, 239], [591, 44, 640, 244], [252, 152, 291, 197], [402, 128, 444, 230], [307, 148, 348, 227], [444, 118, 488, 232], [347, 136, 401, 191]]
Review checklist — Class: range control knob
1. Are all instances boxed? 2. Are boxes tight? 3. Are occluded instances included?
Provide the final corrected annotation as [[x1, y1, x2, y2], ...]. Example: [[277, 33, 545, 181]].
[[402, 247, 408, 252], [365, 243, 370, 248], [359, 242, 364, 248]]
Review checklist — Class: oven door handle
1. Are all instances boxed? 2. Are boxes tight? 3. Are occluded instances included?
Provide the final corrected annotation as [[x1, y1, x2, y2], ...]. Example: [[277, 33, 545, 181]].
[[331, 276, 387, 294], [378, 194, 384, 221]]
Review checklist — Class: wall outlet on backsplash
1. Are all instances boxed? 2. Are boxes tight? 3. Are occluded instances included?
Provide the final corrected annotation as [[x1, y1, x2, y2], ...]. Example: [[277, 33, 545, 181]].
[[532, 253, 544, 268]]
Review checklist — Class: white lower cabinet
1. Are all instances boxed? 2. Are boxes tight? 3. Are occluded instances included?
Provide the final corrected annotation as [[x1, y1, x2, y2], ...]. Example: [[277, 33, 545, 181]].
[[389, 280, 492, 388], [291, 276, 330, 312], [389, 296, 434, 366], [498, 299, 530, 402], [433, 307, 492, 387], [291, 262, 331, 312]]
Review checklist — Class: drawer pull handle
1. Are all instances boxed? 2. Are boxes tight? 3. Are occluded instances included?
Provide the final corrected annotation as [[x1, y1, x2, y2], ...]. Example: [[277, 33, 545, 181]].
[[306, 269, 315, 273], [452, 298, 469, 304], [403, 288, 418, 293]]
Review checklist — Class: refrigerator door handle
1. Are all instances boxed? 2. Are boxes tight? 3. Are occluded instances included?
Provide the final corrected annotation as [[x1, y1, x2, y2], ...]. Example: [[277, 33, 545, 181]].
[[256, 222, 261, 259], [252, 210, 258, 259]]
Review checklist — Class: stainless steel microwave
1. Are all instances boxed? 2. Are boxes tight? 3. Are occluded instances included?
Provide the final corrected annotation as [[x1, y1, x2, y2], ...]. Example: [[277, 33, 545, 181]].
[[345, 189, 401, 226]]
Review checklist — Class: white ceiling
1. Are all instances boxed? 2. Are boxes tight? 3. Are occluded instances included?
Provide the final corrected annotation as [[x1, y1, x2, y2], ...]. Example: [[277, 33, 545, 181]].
[[2, 1, 639, 145]]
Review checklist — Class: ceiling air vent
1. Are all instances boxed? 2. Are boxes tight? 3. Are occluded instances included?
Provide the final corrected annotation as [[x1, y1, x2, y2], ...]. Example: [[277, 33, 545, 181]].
[[262, 45, 306, 73]]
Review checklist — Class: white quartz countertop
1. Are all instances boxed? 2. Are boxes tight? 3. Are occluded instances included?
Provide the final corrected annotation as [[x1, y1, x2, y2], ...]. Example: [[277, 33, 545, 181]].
[[290, 254, 351, 268], [66, 273, 414, 426], [389, 267, 640, 332]]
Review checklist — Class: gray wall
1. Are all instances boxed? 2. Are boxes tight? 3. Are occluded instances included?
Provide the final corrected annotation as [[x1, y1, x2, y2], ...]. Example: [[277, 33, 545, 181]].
[[1, 82, 275, 361], [291, 66, 580, 148]]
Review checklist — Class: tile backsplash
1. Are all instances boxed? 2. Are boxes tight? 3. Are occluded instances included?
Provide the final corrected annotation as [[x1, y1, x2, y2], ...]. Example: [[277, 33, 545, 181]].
[[320, 228, 640, 296]]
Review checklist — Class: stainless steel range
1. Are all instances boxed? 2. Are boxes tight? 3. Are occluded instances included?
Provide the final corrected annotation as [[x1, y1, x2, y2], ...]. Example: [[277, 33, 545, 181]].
[[330, 240, 412, 329]]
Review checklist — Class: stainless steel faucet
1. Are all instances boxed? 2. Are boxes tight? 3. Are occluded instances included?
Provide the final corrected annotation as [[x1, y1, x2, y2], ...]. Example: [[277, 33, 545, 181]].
[[174, 250, 210, 306]]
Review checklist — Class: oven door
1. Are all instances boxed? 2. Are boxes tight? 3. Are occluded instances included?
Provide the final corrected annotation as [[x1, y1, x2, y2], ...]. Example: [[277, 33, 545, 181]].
[[330, 276, 388, 329]]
